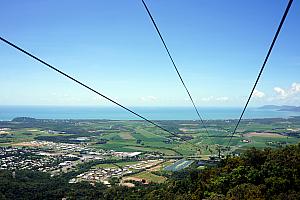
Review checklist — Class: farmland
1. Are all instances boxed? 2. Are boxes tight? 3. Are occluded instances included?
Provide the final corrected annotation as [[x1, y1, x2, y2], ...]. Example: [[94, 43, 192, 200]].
[[124, 171, 167, 184], [1, 117, 300, 156]]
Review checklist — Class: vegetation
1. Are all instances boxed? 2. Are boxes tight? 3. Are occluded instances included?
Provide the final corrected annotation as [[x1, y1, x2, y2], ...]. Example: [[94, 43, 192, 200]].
[[0, 144, 299, 199], [131, 171, 167, 183], [1, 117, 300, 157], [0, 170, 107, 200]]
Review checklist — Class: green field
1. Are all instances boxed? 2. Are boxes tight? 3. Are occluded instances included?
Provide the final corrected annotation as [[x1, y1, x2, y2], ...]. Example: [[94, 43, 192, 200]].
[[1, 117, 300, 156], [129, 171, 166, 183], [93, 163, 118, 169]]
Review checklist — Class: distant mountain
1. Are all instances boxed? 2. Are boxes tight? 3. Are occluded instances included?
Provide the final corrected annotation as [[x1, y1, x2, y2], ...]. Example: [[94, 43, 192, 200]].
[[259, 105, 300, 112], [259, 105, 283, 109], [279, 107, 300, 112], [12, 117, 37, 122]]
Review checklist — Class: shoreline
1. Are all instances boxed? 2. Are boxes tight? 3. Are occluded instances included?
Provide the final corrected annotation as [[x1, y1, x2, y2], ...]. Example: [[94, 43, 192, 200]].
[[1, 116, 300, 122], [1, 106, 300, 121]]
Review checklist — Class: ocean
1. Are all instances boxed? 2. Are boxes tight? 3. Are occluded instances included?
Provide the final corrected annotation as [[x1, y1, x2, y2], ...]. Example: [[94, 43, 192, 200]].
[[0, 106, 300, 121]]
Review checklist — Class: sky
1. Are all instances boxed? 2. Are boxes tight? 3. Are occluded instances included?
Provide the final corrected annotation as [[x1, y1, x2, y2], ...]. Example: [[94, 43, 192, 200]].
[[0, 0, 299, 107]]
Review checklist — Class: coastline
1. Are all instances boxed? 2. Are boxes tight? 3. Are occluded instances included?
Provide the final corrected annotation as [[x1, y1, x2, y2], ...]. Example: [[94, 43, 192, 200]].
[[1, 106, 300, 121]]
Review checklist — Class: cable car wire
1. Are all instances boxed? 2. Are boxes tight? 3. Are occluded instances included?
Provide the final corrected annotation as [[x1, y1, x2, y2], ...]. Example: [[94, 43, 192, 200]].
[[0, 36, 200, 150], [141, 0, 210, 138], [227, 0, 294, 147]]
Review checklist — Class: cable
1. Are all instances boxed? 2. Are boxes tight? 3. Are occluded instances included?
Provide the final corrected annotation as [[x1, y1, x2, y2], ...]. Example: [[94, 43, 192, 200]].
[[0, 36, 200, 150], [141, 0, 211, 139], [227, 0, 294, 147]]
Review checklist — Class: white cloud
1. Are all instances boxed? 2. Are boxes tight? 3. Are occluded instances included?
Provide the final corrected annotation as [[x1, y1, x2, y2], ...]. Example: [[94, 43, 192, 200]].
[[273, 83, 300, 99], [272, 82, 300, 104], [253, 89, 265, 98], [200, 96, 213, 102], [274, 87, 286, 98], [184, 98, 189, 101], [140, 96, 158, 102], [216, 96, 229, 101], [149, 96, 157, 101], [291, 82, 300, 93], [200, 96, 229, 102]]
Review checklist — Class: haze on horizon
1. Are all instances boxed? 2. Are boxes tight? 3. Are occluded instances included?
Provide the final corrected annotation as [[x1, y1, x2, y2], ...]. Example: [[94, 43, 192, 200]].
[[0, 0, 299, 107]]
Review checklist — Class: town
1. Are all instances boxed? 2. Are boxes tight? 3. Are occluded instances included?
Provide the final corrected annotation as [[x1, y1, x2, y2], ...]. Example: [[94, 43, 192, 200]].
[[0, 140, 174, 186]]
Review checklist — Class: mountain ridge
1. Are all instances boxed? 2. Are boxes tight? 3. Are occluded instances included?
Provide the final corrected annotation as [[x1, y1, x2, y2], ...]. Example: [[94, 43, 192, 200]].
[[259, 105, 300, 112]]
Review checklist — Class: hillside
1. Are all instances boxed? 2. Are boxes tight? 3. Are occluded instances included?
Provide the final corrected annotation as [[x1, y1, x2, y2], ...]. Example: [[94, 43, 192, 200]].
[[0, 144, 299, 199]]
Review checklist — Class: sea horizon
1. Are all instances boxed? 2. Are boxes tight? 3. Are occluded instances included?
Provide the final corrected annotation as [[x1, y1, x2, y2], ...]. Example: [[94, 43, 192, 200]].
[[1, 105, 300, 121]]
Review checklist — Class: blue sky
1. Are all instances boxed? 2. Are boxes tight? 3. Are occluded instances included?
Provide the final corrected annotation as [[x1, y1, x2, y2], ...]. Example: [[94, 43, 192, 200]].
[[0, 0, 299, 107]]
